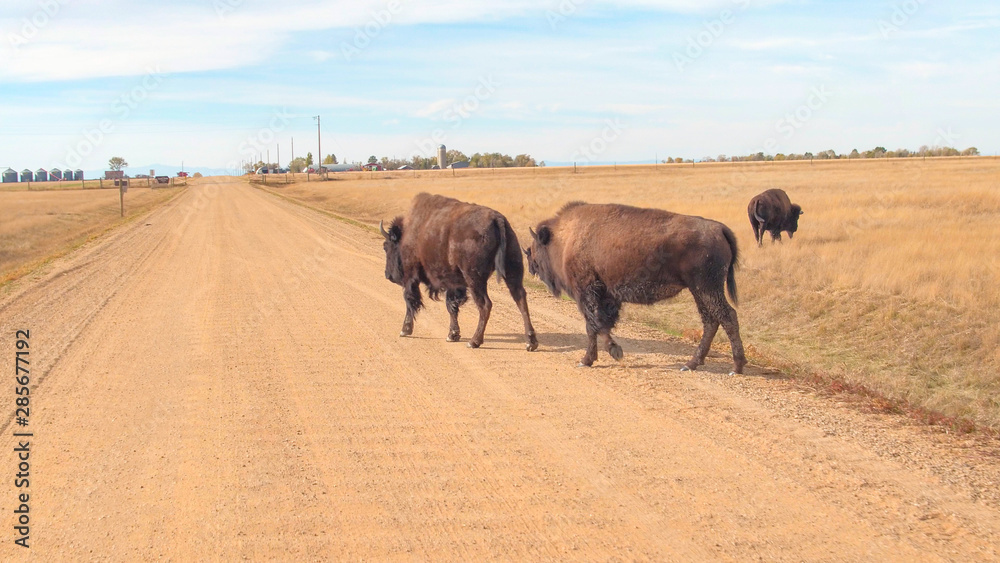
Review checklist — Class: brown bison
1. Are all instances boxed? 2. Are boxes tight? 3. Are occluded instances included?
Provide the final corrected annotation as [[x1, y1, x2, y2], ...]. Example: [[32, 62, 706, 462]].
[[748, 188, 803, 246], [525, 202, 746, 374], [380, 193, 538, 351]]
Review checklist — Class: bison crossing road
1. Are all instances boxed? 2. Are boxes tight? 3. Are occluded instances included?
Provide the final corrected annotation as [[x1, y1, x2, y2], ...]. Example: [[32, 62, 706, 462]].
[[747, 188, 804, 246], [525, 202, 746, 375], [380, 193, 538, 351], [382, 195, 748, 375]]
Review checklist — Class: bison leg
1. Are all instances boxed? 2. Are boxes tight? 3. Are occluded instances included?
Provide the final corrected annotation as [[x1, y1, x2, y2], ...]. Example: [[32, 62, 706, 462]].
[[506, 280, 538, 351], [445, 288, 467, 342], [602, 332, 623, 361], [719, 303, 746, 375], [750, 217, 763, 247], [577, 281, 621, 366], [579, 323, 599, 367], [467, 281, 492, 349], [687, 292, 746, 375], [400, 280, 422, 337], [684, 293, 720, 371], [770, 229, 782, 244]]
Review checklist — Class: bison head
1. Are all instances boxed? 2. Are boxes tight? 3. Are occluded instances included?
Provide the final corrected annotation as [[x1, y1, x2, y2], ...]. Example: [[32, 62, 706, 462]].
[[525, 225, 561, 297], [380, 217, 405, 284], [785, 204, 804, 238]]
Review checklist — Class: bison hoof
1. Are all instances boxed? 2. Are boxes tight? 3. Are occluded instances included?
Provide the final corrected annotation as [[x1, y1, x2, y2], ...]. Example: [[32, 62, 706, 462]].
[[399, 330, 412, 337], [526, 340, 538, 352], [447, 332, 461, 342], [728, 371, 737, 376], [468, 341, 482, 349], [608, 343, 623, 361], [680, 366, 692, 372]]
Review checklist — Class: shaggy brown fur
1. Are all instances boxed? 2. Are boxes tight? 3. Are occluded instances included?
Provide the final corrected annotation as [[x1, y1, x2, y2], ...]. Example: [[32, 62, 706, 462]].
[[381, 193, 537, 351], [748, 188, 803, 246], [526, 202, 745, 374]]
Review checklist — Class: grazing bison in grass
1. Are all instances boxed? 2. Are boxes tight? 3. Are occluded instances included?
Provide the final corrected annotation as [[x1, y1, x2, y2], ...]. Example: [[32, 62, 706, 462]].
[[748, 188, 803, 246], [380, 193, 538, 351], [525, 202, 746, 374]]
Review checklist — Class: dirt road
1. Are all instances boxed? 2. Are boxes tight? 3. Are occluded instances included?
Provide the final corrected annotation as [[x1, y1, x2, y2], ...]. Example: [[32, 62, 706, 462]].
[[3, 178, 999, 561]]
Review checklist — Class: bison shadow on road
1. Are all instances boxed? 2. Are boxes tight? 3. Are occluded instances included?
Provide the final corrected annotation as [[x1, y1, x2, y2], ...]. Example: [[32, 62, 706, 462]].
[[484, 332, 782, 378]]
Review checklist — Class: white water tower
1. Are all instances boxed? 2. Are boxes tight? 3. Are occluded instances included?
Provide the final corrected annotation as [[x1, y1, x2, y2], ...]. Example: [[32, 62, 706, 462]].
[[437, 144, 447, 169]]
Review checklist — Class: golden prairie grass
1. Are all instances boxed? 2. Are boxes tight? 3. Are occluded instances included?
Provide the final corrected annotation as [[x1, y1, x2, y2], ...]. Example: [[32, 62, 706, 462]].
[[0, 186, 182, 284], [274, 157, 1000, 429]]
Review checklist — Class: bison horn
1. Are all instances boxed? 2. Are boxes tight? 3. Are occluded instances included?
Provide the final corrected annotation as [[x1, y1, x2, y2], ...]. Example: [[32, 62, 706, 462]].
[[528, 227, 537, 240], [799, 209, 804, 215], [379, 220, 389, 239]]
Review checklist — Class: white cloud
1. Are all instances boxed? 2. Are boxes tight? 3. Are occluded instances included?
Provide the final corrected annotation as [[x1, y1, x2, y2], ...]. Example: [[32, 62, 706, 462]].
[[0, 0, 801, 82], [413, 98, 455, 118], [604, 103, 668, 116]]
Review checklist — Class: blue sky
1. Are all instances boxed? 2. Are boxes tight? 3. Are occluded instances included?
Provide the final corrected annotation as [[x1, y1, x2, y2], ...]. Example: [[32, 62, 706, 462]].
[[1, 0, 997, 172]]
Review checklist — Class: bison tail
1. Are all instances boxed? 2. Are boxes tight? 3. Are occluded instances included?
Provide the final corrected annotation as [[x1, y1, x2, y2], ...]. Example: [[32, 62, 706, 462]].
[[494, 217, 507, 284], [723, 226, 739, 306], [752, 199, 767, 225]]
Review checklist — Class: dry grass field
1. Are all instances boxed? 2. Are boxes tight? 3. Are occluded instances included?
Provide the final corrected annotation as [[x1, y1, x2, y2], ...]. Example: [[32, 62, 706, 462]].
[[0, 185, 184, 284], [265, 157, 1000, 430]]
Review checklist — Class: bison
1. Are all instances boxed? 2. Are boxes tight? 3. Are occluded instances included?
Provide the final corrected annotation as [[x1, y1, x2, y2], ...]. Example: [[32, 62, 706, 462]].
[[525, 202, 746, 374], [380, 193, 538, 351], [748, 188, 803, 246]]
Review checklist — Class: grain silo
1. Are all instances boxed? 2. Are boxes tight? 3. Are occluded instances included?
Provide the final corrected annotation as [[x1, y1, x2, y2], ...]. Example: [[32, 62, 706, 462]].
[[20, 169, 33, 182], [437, 144, 447, 169], [74, 169, 84, 181], [35, 168, 48, 181], [49, 167, 63, 180], [2, 168, 17, 183]]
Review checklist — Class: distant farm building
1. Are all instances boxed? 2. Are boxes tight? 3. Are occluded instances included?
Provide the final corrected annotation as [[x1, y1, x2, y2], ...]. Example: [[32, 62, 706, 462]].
[[2, 168, 17, 183], [362, 163, 383, 171], [20, 169, 33, 182], [35, 168, 48, 181], [437, 144, 447, 168], [50, 167, 63, 180], [74, 169, 84, 180], [447, 161, 469, 169], [397, 165, 412, 170]]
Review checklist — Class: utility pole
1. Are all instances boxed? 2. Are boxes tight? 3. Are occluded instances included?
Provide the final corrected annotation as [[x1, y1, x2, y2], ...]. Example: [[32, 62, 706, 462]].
[[277, 144, 280, 171], [314, 115, 322, 172]]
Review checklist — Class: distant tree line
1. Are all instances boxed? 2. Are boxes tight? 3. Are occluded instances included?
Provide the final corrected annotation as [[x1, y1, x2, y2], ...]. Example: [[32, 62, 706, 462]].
[[371, 150, 538, 171], [665, 145, 981, 164]]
